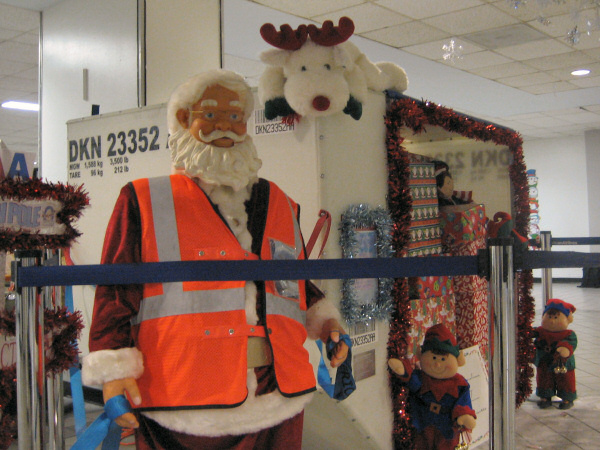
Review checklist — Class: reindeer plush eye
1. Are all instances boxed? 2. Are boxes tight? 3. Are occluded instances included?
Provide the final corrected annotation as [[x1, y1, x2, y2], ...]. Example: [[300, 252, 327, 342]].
[[324, 64, 331, 70], [301, 66, 307, 71]]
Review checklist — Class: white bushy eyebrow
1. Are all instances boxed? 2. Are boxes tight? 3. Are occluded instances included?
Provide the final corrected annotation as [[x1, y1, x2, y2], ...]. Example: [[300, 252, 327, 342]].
[[200, 99, 218, 107], [230, 100, 243, 108]]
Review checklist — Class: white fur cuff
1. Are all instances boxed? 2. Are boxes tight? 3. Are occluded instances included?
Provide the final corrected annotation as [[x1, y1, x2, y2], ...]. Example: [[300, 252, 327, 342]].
[[82, 347, 144, 386], [305, 299, 343, 340]]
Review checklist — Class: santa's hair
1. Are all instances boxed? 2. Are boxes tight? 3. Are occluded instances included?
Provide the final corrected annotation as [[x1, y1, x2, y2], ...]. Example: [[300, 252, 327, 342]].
[[167, 69, 254, 134]]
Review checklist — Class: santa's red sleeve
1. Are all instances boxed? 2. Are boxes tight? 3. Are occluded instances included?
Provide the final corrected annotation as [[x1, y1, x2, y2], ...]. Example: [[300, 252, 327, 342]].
[[82, 184, 145, 386]]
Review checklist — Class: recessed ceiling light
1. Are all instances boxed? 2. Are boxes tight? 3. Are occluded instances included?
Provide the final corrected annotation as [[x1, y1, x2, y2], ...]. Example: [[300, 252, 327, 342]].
[[1, 101, 39, 112], [571, 69, 591, 76]]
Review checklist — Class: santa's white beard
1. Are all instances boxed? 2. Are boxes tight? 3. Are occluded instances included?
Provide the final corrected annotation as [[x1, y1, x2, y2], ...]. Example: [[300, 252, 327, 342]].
[[169, 129, 262, 192]]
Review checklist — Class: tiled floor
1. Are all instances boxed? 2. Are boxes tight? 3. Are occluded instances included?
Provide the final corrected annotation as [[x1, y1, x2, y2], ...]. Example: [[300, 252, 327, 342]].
[[515, 282, 600, 450], [11, 282, 600, 449]]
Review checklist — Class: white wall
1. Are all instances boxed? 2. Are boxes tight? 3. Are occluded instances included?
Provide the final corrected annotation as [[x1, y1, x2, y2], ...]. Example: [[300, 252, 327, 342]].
[[524, 135, 590, 279], [145, 0, 220, 105], [41, 0, 139, 182], [585, 130, 600, 253]]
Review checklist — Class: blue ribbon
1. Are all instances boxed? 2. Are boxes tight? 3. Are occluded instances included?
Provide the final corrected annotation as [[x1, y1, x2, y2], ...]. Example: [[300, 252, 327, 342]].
[[71, 395, 132, 450], [316, 334, 356, 401]]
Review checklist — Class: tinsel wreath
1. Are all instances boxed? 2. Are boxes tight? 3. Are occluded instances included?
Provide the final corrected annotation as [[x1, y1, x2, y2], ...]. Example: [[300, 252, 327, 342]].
[[0, 177, 89, 251], [339, 204, 394, 324], [0, 307, 84, 449], [384, 94, 535, 449]]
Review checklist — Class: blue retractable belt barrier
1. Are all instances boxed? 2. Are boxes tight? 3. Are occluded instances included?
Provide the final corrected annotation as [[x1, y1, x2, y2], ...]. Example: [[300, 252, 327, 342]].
[[16, 255, 480, 288], [71, 395, 131, 450], [317, 334, 356, 401]]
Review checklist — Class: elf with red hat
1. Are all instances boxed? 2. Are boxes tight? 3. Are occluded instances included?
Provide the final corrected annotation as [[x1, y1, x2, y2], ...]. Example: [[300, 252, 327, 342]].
[[388, 324, 476, 450], [533, 298, 578, 409]]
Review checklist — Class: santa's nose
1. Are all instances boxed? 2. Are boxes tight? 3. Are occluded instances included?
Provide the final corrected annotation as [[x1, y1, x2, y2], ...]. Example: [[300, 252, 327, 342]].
[[312, 96, 330, 111], [215, 119, 232, 131]]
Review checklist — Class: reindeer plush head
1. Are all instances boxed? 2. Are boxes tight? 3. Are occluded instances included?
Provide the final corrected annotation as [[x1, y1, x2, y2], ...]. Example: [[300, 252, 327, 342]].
[[258, 17, 408, 122]]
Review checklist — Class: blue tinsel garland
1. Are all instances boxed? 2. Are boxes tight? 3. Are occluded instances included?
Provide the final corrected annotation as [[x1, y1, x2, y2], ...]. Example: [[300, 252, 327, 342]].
[[339, 204, 394, 324]]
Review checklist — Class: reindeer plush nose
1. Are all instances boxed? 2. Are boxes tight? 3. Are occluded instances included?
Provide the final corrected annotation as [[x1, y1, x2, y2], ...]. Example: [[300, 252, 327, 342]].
[[312, 96, 330, 111]]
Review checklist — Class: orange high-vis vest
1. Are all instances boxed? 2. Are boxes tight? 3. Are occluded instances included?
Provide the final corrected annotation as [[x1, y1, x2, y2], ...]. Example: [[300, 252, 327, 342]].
[[130, 175, 316, 410]]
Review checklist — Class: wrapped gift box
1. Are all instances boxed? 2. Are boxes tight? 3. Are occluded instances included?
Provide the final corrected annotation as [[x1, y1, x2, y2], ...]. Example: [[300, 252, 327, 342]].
[[409, 274, 454, 300], [453, 274, 487, 294], [439, 204, 487, 245], [455, 289, 489, 363], [406, 294, 456, 366]]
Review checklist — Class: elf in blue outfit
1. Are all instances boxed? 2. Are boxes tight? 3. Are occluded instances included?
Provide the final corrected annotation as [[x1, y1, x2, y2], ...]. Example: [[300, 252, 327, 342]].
[[533, 298, 577, 410], [388, 324, 476, 450]]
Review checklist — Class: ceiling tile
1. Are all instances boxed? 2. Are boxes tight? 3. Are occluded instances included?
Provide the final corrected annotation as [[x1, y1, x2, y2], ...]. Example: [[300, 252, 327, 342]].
[[423, 4, 518, 35], [517, 114, 570, 128], [402, 37, 482, 60], [13, 30, 38, 45], [463, 23, 547, 50], [519, 81, 578, 94], [498, 71, 558, 88], [374, 0, 484, 20], [468, 61, 537, 78], [494, 38, 572, 60], [575, 30, 600, 50], [0, 3, 39, 32], [442, 50, 512, 70], [560, 110, 600, 124], [570, 75, 600, 88], [582, 104, 600, 113], [0, 40, 38, 64], [0, 59, 33, 76], [522, 50, 595, 70], [313, 4, 410, 34], [527, 13, 576, 38], [363, 21, 449, 48], [548, 62, 600, 81], [251, 0, 365, 19], [0, 74, 37, 92]]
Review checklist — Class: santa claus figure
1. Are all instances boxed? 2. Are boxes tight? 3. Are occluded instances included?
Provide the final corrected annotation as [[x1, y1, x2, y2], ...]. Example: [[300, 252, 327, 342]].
[[82, 69, 348, 449], [534, 298, 577, 410]]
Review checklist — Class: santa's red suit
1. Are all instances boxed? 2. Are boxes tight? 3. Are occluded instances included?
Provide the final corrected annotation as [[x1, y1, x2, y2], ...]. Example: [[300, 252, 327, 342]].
[[82, 175, 339, 449]]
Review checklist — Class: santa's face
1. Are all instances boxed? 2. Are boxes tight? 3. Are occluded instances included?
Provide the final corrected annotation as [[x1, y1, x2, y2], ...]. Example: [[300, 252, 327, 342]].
[[541, 309, 570, 332], [183, 84, 247, 148], [420, 350, 459, 380]]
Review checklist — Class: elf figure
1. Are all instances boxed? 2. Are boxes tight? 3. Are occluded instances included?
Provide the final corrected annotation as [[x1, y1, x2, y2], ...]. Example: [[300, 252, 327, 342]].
[[388, 324, 476, 450], [533, 299, 577, 410]]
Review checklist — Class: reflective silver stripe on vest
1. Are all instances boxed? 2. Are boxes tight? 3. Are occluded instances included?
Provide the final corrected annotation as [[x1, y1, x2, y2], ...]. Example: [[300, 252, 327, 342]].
[[266, 292, 306, 326], [132, 288, 246, 325], [133, 176, 244, 326], [283, 195, 302, 259]]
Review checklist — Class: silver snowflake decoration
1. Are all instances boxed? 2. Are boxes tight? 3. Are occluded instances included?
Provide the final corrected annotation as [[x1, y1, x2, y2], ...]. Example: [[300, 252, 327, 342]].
[[507, 0, 527, 9], [442, 38, 464, 64], [536, 15, 551, 26], [566, 26, 581, 45]]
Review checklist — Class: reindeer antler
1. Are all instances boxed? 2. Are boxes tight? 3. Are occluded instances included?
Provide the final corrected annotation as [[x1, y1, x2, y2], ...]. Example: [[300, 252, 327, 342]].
[[260, 23, 308, 50], [307, 17, 354, 46]]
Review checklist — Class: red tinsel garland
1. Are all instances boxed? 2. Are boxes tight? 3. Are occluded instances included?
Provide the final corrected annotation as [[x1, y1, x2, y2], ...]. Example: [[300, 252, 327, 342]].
[[0, 177, 89, 252], [0, 307, 83, 449], [385, 96, 536, 449]]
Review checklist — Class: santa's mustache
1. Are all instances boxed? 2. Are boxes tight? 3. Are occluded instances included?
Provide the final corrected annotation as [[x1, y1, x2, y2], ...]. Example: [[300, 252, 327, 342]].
[[199, 129, 246, 143]]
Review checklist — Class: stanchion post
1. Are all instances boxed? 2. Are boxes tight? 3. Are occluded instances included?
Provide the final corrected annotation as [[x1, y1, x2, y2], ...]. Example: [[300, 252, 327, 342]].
[[44, 249, 64, 450], [540, 231, 552, 305], [487, 238, 516, 450], [13, 249, 47, 450]]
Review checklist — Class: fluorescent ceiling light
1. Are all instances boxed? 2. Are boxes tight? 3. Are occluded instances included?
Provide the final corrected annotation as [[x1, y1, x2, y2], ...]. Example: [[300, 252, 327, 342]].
[[1, 101, 39, 112], [571, 69, 590, 76]]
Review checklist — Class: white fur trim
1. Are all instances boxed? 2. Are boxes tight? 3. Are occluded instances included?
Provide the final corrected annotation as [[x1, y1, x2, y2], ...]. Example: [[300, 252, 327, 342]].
[[143, 370, 312, 436], [306, 299, 343, 341], [81, 348, 144, 386]]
